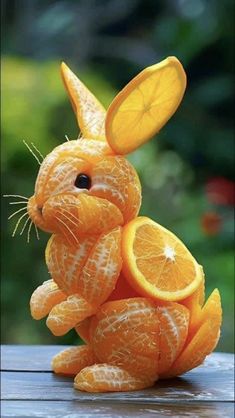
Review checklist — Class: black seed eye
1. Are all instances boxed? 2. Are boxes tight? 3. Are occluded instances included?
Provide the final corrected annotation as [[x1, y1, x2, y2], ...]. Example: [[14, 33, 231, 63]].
[[74, 173, 91, 189]]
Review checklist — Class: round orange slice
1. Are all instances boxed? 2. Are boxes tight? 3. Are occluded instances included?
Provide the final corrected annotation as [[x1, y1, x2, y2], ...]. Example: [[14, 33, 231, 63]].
[[122, 216, 202, 301], [105, 56, 186, 154]]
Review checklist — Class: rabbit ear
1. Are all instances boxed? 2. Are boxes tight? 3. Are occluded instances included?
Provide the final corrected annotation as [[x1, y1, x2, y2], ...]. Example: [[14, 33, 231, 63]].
[[105, 56, 186, 154], [61, 62, 106, 140]]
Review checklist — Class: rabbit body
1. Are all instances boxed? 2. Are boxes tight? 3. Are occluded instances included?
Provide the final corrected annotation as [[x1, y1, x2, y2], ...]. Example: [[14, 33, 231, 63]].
[[26, 59, 222, 392]]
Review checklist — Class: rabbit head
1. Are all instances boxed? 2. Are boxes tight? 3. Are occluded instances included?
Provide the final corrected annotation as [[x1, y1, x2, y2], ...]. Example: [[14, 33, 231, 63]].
[[27, 58, 186, 244]]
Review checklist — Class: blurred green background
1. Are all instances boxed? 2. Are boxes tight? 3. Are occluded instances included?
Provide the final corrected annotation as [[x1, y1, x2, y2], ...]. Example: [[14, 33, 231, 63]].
[[1, 0, 234, 351]]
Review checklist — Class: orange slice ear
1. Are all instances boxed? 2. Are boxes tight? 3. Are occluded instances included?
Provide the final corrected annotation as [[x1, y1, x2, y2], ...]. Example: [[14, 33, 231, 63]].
[[61, 62, 106, 140], [105, 56, 186, 154]]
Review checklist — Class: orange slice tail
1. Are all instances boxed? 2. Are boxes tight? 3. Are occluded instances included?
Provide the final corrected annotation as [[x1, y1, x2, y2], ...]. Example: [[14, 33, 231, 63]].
[[122, 216, 202, 302]]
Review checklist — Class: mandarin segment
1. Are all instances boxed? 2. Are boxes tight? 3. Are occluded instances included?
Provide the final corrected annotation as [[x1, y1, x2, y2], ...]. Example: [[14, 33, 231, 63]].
[[162, 289, 222, 378], [30, 279, 66, 320], [181, 268, 205, 340], [90, 156, 141, 223], [61, 62, 106, 140], [89, 298, 190, 379], [46, 234, 96, 295], [78, 227, 123, 305], [122, 217, 202, 301], [52, 345, 96, 376], [74, 363, 156, 392], [90, 298, 159, 378], [75, 317, 93, 343], [46, 294, 95, 336], [158, 303, 189, 374]]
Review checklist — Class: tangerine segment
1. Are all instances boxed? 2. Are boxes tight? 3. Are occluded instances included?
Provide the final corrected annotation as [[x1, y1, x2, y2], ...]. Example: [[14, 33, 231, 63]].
[[46, 294, 95, 336], [90, 298, 189, 378], [52, 345, 96, 376], [181, 268, 205, 339], [75, 317, 93, 344], [74, 363, 156, 392], [30, 280, 66, 320], [158, 303, 189, 374], [105, 56, 186, 154], [61, 62, 106, 140], [45, 234, 96, 295], [78, 227, 123, 306], [163, 289, 222, 378], [122, 217, 202, 302], [91, 298, 159, 377]]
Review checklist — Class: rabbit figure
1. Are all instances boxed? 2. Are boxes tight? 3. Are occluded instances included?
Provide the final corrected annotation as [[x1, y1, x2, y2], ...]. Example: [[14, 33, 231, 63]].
[[24, 57, 222, 392]]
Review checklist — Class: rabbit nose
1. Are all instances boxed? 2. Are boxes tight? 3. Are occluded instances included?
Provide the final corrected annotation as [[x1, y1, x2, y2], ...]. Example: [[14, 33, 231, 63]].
[[37, 206, 43, 215]]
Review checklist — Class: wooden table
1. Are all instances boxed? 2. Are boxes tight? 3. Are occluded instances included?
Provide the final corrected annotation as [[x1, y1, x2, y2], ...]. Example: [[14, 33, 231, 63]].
[[1, 345, 234, 417]]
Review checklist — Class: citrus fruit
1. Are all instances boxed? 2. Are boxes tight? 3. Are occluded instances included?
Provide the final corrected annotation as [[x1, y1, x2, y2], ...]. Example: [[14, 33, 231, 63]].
[[61, 62, 106, 140], [30, 279, 66, 320], [52, 345, 96, 376], [162, 289, 222, 378], [122, 216, 202, 301], [105, 56, 186, 154]]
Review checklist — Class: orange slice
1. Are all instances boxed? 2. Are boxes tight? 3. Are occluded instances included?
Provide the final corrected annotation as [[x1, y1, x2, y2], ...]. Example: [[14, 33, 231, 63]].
[[105, 56, 186, 154], [61, 62, 106, 140], [122, 216, 202, 301]]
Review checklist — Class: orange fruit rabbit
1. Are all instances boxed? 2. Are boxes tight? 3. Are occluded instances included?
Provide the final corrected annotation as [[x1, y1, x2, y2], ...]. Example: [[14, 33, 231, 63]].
[[10, 57, 222, 392]]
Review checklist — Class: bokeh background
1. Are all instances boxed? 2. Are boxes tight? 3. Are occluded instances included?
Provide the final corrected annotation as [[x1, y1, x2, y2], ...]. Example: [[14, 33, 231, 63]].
[[1, 0, 234, 351]]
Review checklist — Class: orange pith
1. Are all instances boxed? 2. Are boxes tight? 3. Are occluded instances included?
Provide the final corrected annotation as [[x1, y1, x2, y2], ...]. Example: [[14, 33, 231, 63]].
[[122, 217, 202, 301]]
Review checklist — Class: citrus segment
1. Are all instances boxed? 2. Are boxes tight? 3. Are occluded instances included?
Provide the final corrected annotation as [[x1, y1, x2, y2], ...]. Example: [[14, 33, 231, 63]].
[[162, 289, 222, 378], [46, 294, 95, 336], [30, 279, 66, 320], [52, 345, 96, 376], [61, 62, 106, 140], [158, 303, 189, 374], [74, 363, 155, 392], [122, 217, 202, 301], [105, 56, 186, 154], [181, 268, 205, 339]]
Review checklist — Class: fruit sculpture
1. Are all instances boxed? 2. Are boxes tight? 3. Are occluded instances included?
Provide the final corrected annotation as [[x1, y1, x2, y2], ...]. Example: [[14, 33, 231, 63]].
[[12, 57, 223, 392]]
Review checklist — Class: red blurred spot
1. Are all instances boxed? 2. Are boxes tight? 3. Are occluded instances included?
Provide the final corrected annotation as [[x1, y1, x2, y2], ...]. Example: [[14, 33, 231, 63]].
[[201, 212, 222, 236], [206, 177, 235, 206]]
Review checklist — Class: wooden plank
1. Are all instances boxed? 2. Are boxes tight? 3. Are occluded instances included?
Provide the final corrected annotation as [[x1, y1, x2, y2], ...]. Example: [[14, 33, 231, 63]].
[[1, 345, 69, 371], [1, 361, 234, 402], [1, 345, 233, 375], [1, 400, 234, 418]]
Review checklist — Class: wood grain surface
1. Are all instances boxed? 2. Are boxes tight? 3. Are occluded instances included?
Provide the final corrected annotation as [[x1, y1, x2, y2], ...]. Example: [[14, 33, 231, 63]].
[[1, 345, 234, 418]]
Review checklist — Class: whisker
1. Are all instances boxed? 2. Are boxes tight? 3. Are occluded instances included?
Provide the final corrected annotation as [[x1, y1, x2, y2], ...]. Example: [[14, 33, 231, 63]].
[[59, 205, 82, 225], [55, 215, 78, 245], [59, 210, 80, 228], [34, 224, 40, 240], [20, 216, 31, 235], [65, 135, 70, 142], [27, 221, 33, 243], [23, 140, 41, 165], [8, 206, 28, 220], [30, 142, 44, 161], [3, 194, 29, 200], [9, 201, 29, 205], [12, 212, 28, 237]]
